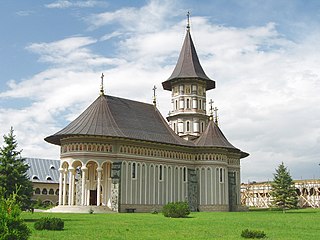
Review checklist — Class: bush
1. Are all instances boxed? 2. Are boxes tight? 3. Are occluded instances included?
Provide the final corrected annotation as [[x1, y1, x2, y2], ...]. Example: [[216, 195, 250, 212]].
[[0, 190, 31, 240], [34, 217, 64, 231], [162, 201, 190, 218], [241, 229, 266, 239]]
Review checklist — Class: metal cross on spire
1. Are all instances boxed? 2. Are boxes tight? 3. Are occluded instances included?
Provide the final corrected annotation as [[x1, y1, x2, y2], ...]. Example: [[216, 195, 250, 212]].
[[100, 73, 105, 96], [186, 11, 190, 31], [209, 99, 214, 118], [152, 85, 157, 106], [214, 106, 219, 125]]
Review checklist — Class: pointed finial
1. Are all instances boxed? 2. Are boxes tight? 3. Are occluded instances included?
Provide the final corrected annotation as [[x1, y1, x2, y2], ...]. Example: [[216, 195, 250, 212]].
[[152, 85, 157, 106], [209, 99, 214, 120], [100, 73, 105, 96], [214, 106, 219, 125], [186, 11, 190, 31]]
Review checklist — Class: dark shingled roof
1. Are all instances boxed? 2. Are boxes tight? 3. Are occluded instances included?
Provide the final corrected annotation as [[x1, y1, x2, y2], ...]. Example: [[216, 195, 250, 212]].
[[162, 30, 215, 91], [195, 120, 249, 158], [45, 95, 193, 147]]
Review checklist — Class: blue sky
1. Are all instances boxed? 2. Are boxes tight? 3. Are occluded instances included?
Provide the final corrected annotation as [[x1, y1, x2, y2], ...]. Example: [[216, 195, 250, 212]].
[[1, 0, 320, 182]]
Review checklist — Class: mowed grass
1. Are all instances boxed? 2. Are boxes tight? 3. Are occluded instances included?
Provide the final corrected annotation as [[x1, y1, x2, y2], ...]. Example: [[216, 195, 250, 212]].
[[22, 208, 320, 240]]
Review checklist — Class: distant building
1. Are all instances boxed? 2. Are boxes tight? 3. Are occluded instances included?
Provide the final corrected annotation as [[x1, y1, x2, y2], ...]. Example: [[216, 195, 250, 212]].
[[241, 180, 320, 208], [44, 19, 249, 212], [26, 158, 60, 206]]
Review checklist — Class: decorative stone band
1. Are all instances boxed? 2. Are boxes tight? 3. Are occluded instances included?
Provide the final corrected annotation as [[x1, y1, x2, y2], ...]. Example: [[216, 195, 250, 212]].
[[61, 142, 113, 154], [60, 142, 240, 165]]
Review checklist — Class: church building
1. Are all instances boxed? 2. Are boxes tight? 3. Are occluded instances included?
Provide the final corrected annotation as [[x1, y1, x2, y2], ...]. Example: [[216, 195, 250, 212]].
[[45, 19, 249, 213]]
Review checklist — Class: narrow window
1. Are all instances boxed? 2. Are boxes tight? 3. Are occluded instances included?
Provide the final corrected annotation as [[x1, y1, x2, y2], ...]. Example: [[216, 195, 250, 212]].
[[175, 100, 178, 110], [201, 122, 204, 132], [186, 121, 190, 132], [219, 168, 223, 183], [132, 163, 136, 179], [159, 165, 163, 181], [183, 167, 187, 182], [199, 100, 202, 110], [173, 123, 176, 133], [186, 99, 190, 109]]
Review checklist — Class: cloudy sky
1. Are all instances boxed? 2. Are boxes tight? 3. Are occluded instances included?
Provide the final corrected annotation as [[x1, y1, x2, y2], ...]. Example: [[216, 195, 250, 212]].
[[1, 0, 320, 182]]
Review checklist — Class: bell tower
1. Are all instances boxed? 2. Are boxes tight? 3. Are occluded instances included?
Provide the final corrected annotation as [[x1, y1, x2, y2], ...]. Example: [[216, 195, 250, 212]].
[[162, 13, 215, 140]]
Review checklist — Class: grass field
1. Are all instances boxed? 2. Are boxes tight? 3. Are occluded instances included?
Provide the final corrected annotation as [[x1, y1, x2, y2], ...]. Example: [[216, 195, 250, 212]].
[[22, 208, 320, 239]]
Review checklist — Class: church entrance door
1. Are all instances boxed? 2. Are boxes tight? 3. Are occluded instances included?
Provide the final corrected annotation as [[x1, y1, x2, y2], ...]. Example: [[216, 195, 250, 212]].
[[90, 190, 97, 205]]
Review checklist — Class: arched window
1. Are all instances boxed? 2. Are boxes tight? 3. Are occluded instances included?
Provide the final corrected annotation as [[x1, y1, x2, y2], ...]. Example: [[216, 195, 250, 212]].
[[42, 188, 48, 195], [55, 189, 59, 195], [49, 189, 54, 195], [35, 188, 40, 194]]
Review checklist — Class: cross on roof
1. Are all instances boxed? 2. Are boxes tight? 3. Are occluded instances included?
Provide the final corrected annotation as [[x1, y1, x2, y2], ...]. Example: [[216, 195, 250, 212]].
[[209, 99, 214, 116], [152, 85, 157, 106], [187, 11, 190, 30], [100, 73, 105, 95], [214, 106, 219, 125]]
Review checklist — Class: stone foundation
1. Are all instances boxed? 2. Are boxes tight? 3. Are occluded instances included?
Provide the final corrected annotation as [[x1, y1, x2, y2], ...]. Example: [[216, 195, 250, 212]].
[[198, 205, 229, 212], [119, 204, 163, 213]]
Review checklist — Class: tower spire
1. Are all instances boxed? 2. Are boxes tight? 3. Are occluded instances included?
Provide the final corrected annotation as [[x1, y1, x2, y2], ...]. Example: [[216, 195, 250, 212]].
[[100, 73, 105, 96], [186, 11, 190, 31], [152, 85, 157, 106]]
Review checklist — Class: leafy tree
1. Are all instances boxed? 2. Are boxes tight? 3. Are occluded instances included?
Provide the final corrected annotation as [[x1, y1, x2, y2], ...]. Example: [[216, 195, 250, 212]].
[[270, 162, 298, 212], [0, 127, 33, 209]]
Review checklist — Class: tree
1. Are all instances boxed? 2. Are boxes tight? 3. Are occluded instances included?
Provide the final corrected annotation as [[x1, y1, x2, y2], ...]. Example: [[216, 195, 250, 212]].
[[0, 189, 31, 240], [270, 162, 298, 211], [0, 127, 33, 209]]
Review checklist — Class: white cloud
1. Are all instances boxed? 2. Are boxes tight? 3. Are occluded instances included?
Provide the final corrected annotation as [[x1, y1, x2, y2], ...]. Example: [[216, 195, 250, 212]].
[[45, 0, 103, 9], [86, 0, 180, 32]]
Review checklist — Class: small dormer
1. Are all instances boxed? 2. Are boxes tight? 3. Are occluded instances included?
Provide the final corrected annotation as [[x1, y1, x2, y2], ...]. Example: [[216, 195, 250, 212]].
[[32, 175, 39, 180], [50, 164, 56, 170], [46, 176, 53, 181]]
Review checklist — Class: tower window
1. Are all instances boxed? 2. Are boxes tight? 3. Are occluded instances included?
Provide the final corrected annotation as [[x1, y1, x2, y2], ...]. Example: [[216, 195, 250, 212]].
[[175, 100, 178, 110], [183, 167, 187, 182], [186, 99, 190, 109], [186, 121, 190, 132], [179, 85, 184, 94], [201, 122, 204, 132], [173, 123, 176, 133], [199, 100, 202, 110]]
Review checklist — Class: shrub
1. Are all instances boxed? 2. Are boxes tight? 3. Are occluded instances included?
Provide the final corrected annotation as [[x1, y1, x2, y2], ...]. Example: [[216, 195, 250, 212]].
[[0, 189, 31, 240], [241, 229, 266, 239], [34, 217, 64, 231], [162, 201, 190, 218]]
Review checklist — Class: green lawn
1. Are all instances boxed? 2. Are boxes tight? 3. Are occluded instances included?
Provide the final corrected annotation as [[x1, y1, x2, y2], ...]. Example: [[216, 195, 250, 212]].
[[22, 208, 320, 240]]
